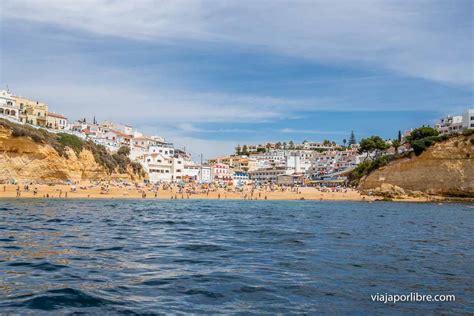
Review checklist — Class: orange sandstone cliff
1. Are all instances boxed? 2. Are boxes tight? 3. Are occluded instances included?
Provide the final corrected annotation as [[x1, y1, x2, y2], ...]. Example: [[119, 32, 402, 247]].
[[0, 126, 144, 183], [359, 134, 474, 197]]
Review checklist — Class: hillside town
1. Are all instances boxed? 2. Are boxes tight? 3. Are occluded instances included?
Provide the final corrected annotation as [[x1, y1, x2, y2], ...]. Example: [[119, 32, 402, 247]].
[[1, 88, 472, 187]]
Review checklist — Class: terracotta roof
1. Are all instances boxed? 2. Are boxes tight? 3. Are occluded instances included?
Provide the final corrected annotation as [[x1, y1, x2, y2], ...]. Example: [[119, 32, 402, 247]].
[[47, 112, 67, 119], [110, 130, 131, 138]]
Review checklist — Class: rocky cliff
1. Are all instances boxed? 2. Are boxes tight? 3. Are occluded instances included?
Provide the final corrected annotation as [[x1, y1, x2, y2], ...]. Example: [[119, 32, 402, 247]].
[[0, 126, 144, 183], [359, 134, 474, 197]]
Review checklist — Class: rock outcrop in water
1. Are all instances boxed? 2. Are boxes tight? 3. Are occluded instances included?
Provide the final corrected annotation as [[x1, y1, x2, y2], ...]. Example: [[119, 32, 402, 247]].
[[0, 122, 145, 183], [359, 134, 474, 197]]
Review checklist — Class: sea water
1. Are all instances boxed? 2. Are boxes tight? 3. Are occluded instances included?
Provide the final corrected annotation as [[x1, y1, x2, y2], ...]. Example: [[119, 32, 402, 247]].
[[0, 199, 472, 314]]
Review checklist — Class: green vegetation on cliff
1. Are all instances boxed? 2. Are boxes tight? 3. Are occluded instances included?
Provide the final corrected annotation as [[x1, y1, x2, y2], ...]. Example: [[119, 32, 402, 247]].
[[0, 119, 144, 176], [349, 128, 473, 187]]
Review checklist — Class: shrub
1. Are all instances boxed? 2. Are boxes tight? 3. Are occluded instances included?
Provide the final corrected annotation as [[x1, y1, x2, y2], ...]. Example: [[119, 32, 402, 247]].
[[11, 126, 27, 137], [30, 134, 44, 143], [411, 136, 441, 156], [117, 145, 131, 156], [407, 127, 439, 143], [462, 129, 474, 137], [348, 156, 394, 186], [0, 118, 144, 177], [57, 133, 83, 155]]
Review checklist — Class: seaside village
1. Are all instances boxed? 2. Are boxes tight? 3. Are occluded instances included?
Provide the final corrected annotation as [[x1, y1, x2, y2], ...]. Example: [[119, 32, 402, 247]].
[[1, 88, 473, 189]]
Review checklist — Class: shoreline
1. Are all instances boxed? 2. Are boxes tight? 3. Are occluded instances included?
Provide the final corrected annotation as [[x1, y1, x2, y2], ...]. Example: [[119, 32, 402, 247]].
[[0, 183, 456, 203], [0, 197, 470, 204]]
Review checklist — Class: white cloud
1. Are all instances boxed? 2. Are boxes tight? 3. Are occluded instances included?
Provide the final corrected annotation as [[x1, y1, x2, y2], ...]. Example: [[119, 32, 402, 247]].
[[2, 0, 472, 85], [1, 0, 472, 157]]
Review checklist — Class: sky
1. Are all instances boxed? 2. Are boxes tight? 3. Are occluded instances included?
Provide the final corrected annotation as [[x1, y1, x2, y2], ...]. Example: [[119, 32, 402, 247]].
[[0, 0, 472, 159]]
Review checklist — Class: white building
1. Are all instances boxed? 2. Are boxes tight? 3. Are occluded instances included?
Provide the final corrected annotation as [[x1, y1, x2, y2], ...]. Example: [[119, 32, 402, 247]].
[[102, 130, 132, 147], [211, 163, 233, 182], [101, 121, 134, 136], [137, 152, 184, 183], [199, 165, 212, 183], [0, 90, 19, 121], [183, 162, 201, 181], [435, 115, 463, 135], [132, 136, 165, 148], [462, 109, 474, 130], [253, 149, 286, 169], [249, 167, 292, 183], [285, 154, 312, 174], [149, 144, 175, 157], [233, 171, 250, 185], [182, 163, 213, 183], [46, 112, 68, 130]]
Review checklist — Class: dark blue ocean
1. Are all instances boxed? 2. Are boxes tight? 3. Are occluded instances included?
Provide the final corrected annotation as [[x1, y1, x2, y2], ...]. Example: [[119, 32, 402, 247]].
[[0, 200, 472, 314]]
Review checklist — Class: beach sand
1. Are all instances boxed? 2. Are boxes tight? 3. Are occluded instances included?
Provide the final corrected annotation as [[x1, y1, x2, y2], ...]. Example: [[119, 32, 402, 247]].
[[0, 182, 436, 202]]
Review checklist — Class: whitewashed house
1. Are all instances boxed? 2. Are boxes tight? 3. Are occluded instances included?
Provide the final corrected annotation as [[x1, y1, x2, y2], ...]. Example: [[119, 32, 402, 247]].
[[0, 90, 19, 121], [462, 109, 474, 130], [211, 163, 233, 182]]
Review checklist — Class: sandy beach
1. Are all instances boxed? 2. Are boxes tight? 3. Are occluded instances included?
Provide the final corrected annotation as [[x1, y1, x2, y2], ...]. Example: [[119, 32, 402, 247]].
[[0, 182, 439, 202]]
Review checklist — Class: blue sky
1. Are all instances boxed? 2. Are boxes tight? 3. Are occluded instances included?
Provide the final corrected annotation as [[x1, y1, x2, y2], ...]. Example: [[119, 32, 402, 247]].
[[1, 0, 472, 158]]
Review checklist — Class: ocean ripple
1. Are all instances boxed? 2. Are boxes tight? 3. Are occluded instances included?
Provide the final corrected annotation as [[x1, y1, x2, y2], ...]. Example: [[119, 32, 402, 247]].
[[0, 199, 472, 314]]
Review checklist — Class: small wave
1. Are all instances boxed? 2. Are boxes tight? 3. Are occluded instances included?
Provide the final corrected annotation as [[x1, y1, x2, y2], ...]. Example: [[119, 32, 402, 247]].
[[235, 286, 270, 293], [178, 244, 225, 252], [0, 237, 15, 242], [141, 278, 174, 286], [46, 218, 65, 223], [182, 288, 224, 299], [16, 288, 117, 311], [8, 261, 67, 271], [95, 246, 124, 252]]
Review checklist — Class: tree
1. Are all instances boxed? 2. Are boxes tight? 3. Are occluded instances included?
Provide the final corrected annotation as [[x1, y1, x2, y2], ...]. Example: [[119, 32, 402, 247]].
[[392, 139, 401, 153], [241, 145, 248, 154], [348, 131, 356, 145], [323, 139, 331, 146], [235, 144, 242, 154], [275, 142, 282, 149], [359, 136, 388, 160], [407, 127, 439, 143], [398, 130, 402, 142], [343, 139, 347, 146], [117, 145, 130, 156], [282, 142, 287, 149], [265, 143, 272, 150], [288, 140, 295, 149]]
